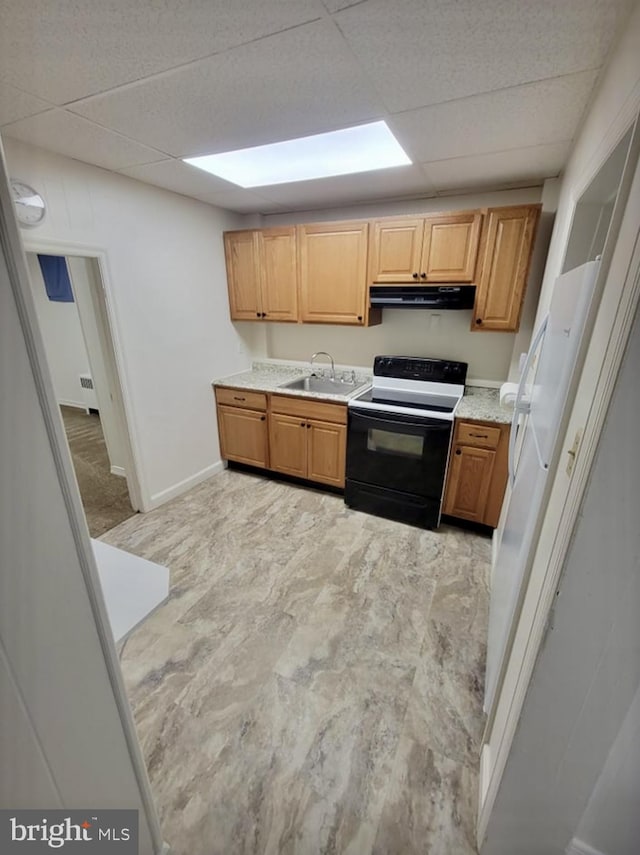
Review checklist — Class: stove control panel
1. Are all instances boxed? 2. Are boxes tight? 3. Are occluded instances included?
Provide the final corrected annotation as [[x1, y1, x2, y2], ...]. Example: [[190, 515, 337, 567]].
[[373, 355, 468, 385]]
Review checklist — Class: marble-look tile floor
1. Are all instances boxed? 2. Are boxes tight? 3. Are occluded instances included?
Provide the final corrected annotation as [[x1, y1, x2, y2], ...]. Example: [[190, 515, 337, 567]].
[[103, 469, 490, 855]]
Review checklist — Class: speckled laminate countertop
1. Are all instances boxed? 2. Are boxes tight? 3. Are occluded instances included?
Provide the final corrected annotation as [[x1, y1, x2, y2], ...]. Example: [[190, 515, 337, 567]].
[[213, 361, 512, 421], [456, 386, 511, 424], [213, 361, 372, 403]]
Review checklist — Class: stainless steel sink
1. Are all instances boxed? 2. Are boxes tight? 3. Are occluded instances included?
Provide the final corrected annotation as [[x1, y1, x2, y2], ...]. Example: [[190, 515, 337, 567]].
[[279, 375, 366, 395]]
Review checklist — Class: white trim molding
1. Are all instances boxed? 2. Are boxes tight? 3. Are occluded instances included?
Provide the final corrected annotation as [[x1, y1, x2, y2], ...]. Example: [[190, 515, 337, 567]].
[[566, 838, 607, 855], [146, 461, 225, 511]]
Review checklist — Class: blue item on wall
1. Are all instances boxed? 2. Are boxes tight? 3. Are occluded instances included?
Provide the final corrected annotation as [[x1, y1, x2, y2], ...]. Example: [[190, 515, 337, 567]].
[[38, 254, 74, 302]]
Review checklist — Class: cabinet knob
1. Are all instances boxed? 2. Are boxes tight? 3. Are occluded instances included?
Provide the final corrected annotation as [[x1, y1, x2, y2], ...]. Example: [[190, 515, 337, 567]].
[[307, 423, 311, 429], [300, 422, 305, 427], [260, 415, 266, 421], [256, 312, 261, 318], [475, 318, 483, 325], [412, 272, 419, 280], [420, 272, 426, 278], [357, 315, 363, 321], [233, 396, 246, 402], [262, 312, 267, 317], [455, 448, 462, 455]]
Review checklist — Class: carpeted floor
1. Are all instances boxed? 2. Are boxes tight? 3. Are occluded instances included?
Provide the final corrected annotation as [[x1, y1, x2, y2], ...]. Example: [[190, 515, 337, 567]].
[[60, 405, 136, 537]]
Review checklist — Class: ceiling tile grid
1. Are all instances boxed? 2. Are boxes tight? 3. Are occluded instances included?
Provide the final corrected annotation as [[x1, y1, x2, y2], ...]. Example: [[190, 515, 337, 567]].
[[388, 70, 599, 165], [0, 0, 326, 104], [0, 0, 634, 211], [68, 19, 386, 158], [333, 0, 633, 113], [2, 109, 168, 171]]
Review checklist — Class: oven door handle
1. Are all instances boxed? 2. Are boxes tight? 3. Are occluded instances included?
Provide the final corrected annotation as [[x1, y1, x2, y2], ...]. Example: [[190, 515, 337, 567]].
[[350, 411, 450, 431]]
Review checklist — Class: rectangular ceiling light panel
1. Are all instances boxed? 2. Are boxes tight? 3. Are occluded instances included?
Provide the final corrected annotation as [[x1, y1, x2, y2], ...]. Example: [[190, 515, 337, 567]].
[[184, 121, 411, 187]]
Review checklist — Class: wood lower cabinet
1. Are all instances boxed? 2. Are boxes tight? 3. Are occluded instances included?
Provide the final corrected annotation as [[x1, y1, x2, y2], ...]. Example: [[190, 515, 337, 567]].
[[472, 205, 540, 332], [216, 390, 347, 488], [443, 419, 509, 527], [269, 412, 308, 479], [224, 227, 297, 322], [298, 221, 376, 325], [269, 395, 347, 488], [216, 403, 268, 468], [369, 212, 482, 284]]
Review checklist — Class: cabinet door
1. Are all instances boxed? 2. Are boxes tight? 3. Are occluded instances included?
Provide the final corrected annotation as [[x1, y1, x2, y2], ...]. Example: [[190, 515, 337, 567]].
[[258, 227, 298, 322], [269, 413, 307, 478], [443, 445, 496, 523], [307, 420, 346, 488], [472, 205, 540, 331], [369, 218, 424, 283], [224, 231, 262, 320], [421, 212, 482, 282], [217, 405, 268, 467], [298, 222, 368, 324]]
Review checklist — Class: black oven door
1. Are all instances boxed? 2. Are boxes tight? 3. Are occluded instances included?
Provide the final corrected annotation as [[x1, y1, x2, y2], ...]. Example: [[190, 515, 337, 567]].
[[346, 408, 452, 498]]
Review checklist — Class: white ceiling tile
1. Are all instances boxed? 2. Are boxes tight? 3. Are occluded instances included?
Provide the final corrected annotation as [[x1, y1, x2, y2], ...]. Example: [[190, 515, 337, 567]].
[[2, 110, 167, 170], [0, 80, 51, 126], [389, 71, 598, 165], [322, 0, 367, 11], [0, 0, 325, 104], [118, 159, 242, 198], [196, 188, 285, 214], [70, 19, 384, 158], [422, 142, 572, 192], [334, 0, 631, 112], [255, 165, 436, 210]]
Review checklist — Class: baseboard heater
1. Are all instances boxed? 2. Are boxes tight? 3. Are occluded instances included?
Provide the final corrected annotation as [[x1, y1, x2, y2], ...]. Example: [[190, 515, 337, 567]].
[[370, 285, 476, 310]]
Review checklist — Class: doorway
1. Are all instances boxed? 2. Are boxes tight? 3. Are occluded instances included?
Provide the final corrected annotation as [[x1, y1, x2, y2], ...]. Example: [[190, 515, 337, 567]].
[[26, 249, 139, 536]]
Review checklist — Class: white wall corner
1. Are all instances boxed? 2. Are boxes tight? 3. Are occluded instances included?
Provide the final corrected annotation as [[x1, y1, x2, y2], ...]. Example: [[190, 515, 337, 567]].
[[145, 461, 225, 511], [566, 838, 607, 855]]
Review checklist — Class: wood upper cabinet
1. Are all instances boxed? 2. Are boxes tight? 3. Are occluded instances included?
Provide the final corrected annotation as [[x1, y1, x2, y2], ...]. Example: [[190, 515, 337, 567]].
[[368, 212, 482, 283], [257, 227, 298, 321], [215, 388, 268, 469], [421, 213, 482, 282], [269, 396, 347, 487], [224, 230, 261, 320], [472, 205, 540, 332], [298, 221, 370, 325], [224, 227, 297, 322], [443, 419, 509, 527]]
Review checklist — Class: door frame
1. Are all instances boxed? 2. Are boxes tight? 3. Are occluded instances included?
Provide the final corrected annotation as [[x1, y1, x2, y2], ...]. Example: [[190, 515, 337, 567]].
[[478, 114, 640, 845], [21, 236, 145, 513]]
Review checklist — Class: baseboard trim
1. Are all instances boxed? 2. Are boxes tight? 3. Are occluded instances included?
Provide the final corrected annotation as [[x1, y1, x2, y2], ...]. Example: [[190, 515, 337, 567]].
[[58, 399, 86, 410], [146, 461, 224, 511], [566, 838, 607, 855], [110, 465, 126, 478]]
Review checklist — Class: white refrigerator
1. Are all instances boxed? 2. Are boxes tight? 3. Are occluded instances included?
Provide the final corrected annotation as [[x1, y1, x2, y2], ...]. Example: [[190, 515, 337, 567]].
[[484, 259, 601, 713]]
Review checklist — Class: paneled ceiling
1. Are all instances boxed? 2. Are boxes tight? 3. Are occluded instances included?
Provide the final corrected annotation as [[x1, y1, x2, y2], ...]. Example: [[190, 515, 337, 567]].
[[0, 0, 633, 214]]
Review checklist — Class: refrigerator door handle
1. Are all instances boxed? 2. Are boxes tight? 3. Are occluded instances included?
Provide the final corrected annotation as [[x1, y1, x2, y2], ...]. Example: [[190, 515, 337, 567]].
[[509, 314, 549, 486]]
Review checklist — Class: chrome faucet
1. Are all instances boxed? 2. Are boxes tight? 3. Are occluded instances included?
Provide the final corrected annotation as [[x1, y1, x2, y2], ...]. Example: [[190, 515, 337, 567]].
[[310, 351, 335, 380]]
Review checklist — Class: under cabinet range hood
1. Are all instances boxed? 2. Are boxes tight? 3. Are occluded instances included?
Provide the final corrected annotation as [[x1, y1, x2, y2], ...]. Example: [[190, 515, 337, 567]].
[[369, 285, 475, 310]]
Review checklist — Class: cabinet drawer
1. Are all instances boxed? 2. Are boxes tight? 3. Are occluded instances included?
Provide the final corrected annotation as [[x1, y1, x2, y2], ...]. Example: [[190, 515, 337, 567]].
[[270, 394, 347, 424], [457, 421, 502, 449], [215, 387, 267, 411]]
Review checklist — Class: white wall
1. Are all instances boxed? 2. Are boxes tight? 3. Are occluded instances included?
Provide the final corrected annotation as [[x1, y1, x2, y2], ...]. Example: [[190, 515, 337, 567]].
[[26, 252, 90, 408], [573, 683, 640, 855], [0, 142, 161, 850], [534, 2, 640, 324], [248, 186, 548, 383], [4, 137, 264, 509]]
